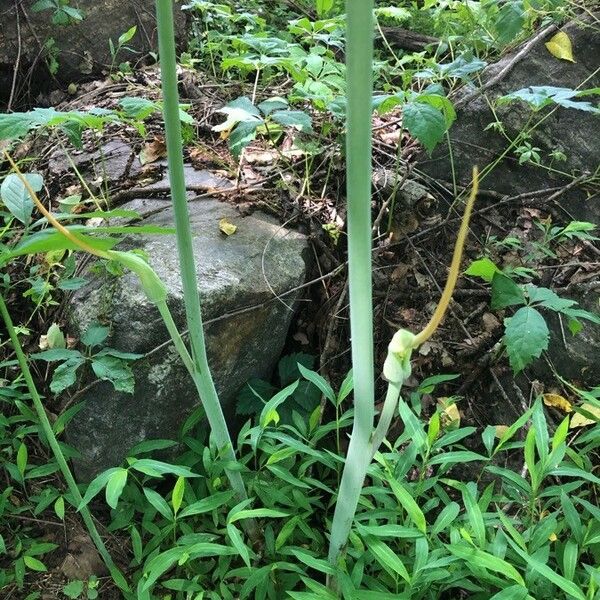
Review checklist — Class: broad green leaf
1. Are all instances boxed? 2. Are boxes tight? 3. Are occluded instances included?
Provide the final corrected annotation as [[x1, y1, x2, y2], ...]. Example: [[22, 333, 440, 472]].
[[504, 307, 549, 373], [228, 120, 261, 158], [50, 357, 86, 394], [81, 324, 110, 348], [91, 355, 136, 394], [1, 173, 43, 224], [62, 580, 85, 599], [8, 230, 118, 258], [271, 110, 313, 132], [118, 25, 137, 45], [128, 439, 177, 456], [465, 258, 500, 283], [428, 450, 488, 465], [23, 556, 47, 572], [402, 101, 447, 154], [491, 273, 525, 309], [495, 1, 525, 44], [525, 285, 576, 312], [105, 468, 128, 509]]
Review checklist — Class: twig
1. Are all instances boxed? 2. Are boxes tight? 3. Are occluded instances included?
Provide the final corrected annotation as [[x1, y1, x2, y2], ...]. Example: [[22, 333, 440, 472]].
[[7, 0, 22, 112], [455, 24, 557, 109]]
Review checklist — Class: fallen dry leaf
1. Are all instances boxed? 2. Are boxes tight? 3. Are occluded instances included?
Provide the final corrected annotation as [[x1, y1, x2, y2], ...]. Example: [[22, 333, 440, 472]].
[[570, 403, 600, 428], [139, 137, 167, 165], [219, 218, 237, 236], [543, 393, 573, 413], [545, 31, 575, 62]]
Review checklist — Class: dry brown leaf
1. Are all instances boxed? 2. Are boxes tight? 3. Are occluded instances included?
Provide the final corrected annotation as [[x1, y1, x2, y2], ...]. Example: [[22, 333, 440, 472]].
[[139, 137, 167, 165]]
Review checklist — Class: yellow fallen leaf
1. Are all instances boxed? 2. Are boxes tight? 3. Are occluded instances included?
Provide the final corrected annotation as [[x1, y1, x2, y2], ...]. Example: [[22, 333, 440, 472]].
[[570, 403, 600, 428], [438, 397, 460, 429], [543, 393, 572, 413], [494, 425, 509, 439], [549, 532, 558, 542], [545, 31, 575, 62], [219, 218, 237, 236]]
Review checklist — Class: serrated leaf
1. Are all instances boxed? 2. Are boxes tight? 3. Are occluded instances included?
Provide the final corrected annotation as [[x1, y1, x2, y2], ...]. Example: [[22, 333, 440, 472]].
[[50, 357, 86, 394], [504, 307, 549, 373], [403, 101, 447, 154], [465, 257, 499, 282], [271, 110, 313, 132], [81, 323, 110, 347], [91, 355, 136, 394], [62, 580, 84, 598], [491, 273, 525, 309], [1, 173, 43, 224], [545, 31, 575, 62]]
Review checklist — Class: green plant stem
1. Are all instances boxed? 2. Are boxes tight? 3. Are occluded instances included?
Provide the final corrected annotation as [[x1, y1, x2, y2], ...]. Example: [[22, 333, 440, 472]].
[[154, 0, 251, 511], [370, 382, 402, 458], [0, 294, 128, 592], [328, 0, 375, 571]]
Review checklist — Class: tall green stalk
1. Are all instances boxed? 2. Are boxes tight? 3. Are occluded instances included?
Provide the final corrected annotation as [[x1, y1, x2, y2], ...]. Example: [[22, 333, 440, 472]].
[[154, 0, 249, 506], [0, 295, 129, 593], [328, 0, 375, 569]]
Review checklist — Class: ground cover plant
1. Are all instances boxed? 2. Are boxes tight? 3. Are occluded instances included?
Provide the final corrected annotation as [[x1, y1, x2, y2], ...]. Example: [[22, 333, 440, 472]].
[[0, 0, 599, 598]]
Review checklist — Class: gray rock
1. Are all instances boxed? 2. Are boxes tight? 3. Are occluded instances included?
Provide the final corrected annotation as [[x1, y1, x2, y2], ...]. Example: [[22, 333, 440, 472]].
[[417, 15, 600, 222], [0, 1, 187, 103], [66, 197, 308, 480]]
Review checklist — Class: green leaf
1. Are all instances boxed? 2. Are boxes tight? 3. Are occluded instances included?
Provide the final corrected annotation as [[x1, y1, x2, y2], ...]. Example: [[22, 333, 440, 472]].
[[91, 355, 136, 394], [78, 468, 121, 510], [229, 120, 261, 158], [171, 476, 185, 515], [128, 439, 177, 456], [495, 1, 525, 44], [387, 478, 426, 533], [403, 101, 447, 153], [288, 548, 335, 575], [23, 556, 47, 572], [448, 544, 525, 586], [178, 490, 235, 519], [62, 580, 85, 599], [143, 487, 174, 521], [8, 229, 119, 258], [81, 324, 110, 347], [17, 442, 27, 477], [297, 363, 335, 404], [259, 380, 299, 428], [504, 537, 586, 600], [431, 502, 460, 535], [465, 258, 500, 283], [271, 110, 313, 132], [1, 173, 43, 224], [461, 486, 486, 547], [228, 508, 289, 524], [105, 468, 128, 509], [50, 357, 86, 394], [366, 536, 411, 583], [118, 25, 137, 45], [227, 523, 252, 567], [491, 273, 525, 309], [128, 459, 199, 478], [525, 285, 576, 312], [504, 307, 549, 373]]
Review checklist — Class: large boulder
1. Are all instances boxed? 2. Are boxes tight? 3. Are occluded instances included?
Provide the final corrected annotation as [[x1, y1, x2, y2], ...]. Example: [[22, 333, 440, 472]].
[[418, 14, 600, 222], [66, 196, 308, 480], [0, 0, 187, 105]]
